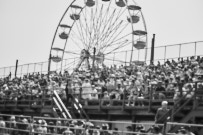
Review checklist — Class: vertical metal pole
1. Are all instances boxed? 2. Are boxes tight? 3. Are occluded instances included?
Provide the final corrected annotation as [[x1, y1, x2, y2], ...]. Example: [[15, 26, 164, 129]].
[[48, 54, 51, 79], [179, 44, 182, 58], [41, 63, 43, 74], [9, 66, 11, 78], [92, 47, 96, 72], [164, 46, 167, 63], [34, 63, 36, 73], [125, 51, 127, 66], [150, 34, 155, 65], [15, 60, 18, 78], [27, 64, 29, 75], [194, 42, 197, 57], [3, 67, 5, 77]]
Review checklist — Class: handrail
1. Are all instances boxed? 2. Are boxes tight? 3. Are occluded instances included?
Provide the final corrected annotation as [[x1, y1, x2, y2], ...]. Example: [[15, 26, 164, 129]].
[[53, 90, 72, 119]]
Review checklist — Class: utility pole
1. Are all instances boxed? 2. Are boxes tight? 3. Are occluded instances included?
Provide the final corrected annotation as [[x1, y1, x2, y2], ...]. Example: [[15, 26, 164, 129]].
[[15, 60, 18, 78], [150, 34, 156, 65]]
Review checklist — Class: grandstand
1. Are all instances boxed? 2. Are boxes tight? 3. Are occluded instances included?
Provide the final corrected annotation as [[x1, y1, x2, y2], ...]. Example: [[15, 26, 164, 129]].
[[0, 0, 203, 134], [0, 42, 203, 134]]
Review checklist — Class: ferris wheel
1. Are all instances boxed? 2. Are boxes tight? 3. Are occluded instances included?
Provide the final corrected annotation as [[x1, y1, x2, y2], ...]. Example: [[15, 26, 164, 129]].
[[48, 0, 148, 73]]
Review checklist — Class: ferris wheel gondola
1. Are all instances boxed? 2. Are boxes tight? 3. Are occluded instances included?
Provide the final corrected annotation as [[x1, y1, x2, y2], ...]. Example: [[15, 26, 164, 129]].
[[48, 0, 148, 73]]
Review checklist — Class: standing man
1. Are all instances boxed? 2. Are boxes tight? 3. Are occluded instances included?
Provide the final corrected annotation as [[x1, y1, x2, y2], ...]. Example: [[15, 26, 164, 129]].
[[155, 101, 169, 124]]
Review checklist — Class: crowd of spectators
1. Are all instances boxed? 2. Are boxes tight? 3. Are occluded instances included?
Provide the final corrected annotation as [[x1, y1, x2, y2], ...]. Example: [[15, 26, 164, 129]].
[[0, 56, 203, 134], [0, 56, 203, 106], [70, 56, 203, 106]]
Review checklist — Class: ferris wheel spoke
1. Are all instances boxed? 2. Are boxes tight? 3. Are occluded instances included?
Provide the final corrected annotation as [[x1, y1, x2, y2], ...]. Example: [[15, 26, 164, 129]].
[[76, 18, 89, 48], [73, 12, 88, 48], [103, 39, 132, 53], [64, 50, 81, 56], [100, 22, 130, 52], [90, 6, 106, 50], [70, 29, 86, 49], [69, 35, 83, 50], [88, 4, 104, 50], [98, 8, 126, 46], [81, 8, 92, 47], [97, 9, 117, 44], [78, 17, 90, 48], [99, 20, 124, 49], [64, 58, 80, 70], [104, 40, 132, 55]]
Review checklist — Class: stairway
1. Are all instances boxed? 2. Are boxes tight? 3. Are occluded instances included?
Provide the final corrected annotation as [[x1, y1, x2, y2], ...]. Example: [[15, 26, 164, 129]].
[[52, 90, 73, 119]]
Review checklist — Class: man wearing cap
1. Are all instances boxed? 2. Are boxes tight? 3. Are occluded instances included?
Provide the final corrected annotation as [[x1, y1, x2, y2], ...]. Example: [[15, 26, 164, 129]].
[[155, 101, 169, 124]]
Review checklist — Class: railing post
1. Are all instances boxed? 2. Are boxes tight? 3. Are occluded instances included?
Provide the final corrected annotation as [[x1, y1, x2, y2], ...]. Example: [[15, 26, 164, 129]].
[[194, 42, 197, 57], [20, 66, 23, 77], [3, 67, 5, 77], [148, 86, 153, 112], [193, 82, 197, 110], [122, 90, 125, 111], [164, 46, 167, 63], [41, 62, 43, 74], [125, 51, 127, 67], [27, 64, 29, 75], [34, 63, 36, 73], [179, 44, 182, 58]]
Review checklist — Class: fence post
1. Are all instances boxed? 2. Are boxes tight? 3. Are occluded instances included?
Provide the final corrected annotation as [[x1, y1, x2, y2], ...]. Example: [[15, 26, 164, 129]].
[[41, 62, 43, 74], [34, 63, 36, 73], [27, 64, 29, 75], [148, 86, 153, 112], [3, 67, 5, 77], [164, 46, 167, 63], [194, 42, 197, 57], [179, 44, 182, 58], [193, 82, 197, 110]]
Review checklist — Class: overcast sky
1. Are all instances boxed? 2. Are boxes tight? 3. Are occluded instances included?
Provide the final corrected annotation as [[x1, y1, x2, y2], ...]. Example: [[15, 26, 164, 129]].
[[0, 0, 203, 68]]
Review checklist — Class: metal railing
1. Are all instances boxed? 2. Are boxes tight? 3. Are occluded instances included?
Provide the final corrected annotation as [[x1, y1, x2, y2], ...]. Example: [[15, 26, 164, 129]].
[[0, 113, 202, 135], [0, 41, 203, 78]]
